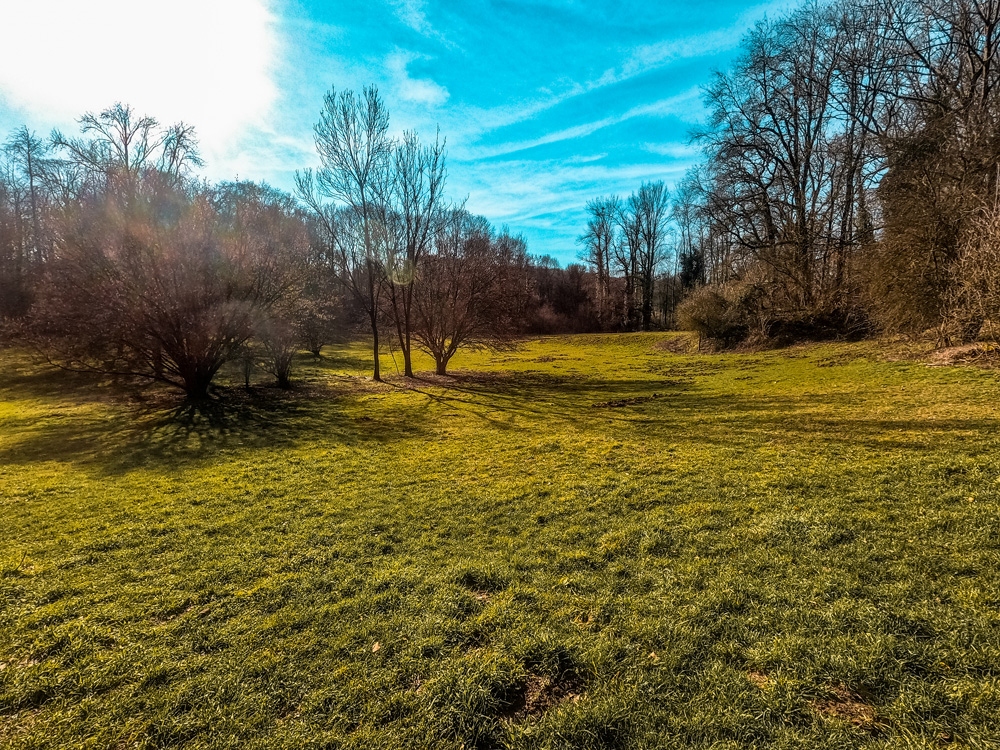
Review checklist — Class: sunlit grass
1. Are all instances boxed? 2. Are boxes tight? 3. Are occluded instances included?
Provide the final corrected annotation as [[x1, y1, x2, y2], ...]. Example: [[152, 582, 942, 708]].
[[2, 335, 999, 748]]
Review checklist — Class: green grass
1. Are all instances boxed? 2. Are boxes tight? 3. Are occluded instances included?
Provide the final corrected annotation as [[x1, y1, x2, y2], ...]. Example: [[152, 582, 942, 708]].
[[2, 334, 999, 749]]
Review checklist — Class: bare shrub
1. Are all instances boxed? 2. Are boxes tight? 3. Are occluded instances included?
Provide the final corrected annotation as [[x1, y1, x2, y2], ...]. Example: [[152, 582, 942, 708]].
[[676, 281, 767, 346], [949, 204, 1000, 345], [33, 182, 303, 399]]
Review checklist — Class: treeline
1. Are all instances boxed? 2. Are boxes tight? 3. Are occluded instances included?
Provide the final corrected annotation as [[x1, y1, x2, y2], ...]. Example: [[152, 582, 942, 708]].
[[581, 0, 1000, 347], [0, 93, 600, 399], [7, 0, 990, 390]]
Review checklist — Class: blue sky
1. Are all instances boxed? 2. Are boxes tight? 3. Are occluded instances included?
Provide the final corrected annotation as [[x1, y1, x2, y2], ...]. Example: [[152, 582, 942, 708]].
[[0, 0, 795, 264]]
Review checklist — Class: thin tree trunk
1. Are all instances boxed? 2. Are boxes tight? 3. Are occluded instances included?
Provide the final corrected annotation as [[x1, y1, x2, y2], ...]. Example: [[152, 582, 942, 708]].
[[403, 282, 414, 377], [371, 316, 381, 381]]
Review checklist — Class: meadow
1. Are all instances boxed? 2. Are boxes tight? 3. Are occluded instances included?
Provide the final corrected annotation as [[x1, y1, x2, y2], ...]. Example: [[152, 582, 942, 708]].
[[1, 334, 999, 749]]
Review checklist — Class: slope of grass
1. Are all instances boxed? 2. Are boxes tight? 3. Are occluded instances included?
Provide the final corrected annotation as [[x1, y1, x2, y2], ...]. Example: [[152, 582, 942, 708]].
[[1, 335, 999, 749]]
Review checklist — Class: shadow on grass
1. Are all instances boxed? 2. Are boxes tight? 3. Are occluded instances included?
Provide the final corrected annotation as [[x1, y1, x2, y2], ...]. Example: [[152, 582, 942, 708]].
[[289, 350, 375, 376], [3, 360, 999, 473], [405, 370, 1000, 452], [0, 382, 431, 474], [0, 354, 126, 403]]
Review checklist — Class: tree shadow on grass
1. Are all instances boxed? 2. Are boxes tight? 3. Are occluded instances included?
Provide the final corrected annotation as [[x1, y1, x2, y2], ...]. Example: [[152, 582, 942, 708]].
[[405, 370, 1000, 453], [404, 370, 686, 429], [113, 386, 438, 473], [3, 362, 998, 474], [0, 354, 134, 404], [0, 382, 432, 475]]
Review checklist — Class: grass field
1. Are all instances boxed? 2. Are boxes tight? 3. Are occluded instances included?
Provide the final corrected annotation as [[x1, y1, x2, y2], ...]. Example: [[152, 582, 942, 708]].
[[2, 334, 999, 749]]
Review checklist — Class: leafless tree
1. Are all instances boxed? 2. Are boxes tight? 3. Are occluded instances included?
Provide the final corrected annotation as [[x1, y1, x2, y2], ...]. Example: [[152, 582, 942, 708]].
[[0, 128, 58, 321], [411, 210, 522, 375], [383, 130, 447, 377], [257, 314, 299, 389], [612, 196, 641, 329], [296, 86, 392, 381], [634, 181, 670, 330], [33, 176, 304, 399], [52, 103, 202, 203], [578, 197, 616, 326]]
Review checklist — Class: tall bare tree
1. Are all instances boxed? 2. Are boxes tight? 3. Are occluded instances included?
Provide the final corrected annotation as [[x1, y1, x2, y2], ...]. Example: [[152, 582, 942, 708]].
[[297, 86, 392, 381], [52, 103, 202, 203], [578, 197, 616, 326], [634, 181, 670, 330], [613, 196, 641, 329], [411, 211, 522, 375], [383, 130, 447, 377]]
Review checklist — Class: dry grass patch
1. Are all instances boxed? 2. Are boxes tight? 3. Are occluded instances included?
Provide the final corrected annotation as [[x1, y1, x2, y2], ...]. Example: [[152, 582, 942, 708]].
[[812, 684, 879, 728]]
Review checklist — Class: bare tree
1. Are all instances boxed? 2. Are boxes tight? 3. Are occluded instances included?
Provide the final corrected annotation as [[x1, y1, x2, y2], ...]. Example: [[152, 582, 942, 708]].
[[257, 315, 299, 389], [5, 128, 50, 264], [0, 128, 58, 321], [634, 181, 670, 330], [383, 130, 447, 377], [578, 197, 616, 327], [33, 177, 304, 400], [52, 103, 202, 202], [411, 211, 521, 375], [297, 86, 392, 381], [613, 196, 641, 329]]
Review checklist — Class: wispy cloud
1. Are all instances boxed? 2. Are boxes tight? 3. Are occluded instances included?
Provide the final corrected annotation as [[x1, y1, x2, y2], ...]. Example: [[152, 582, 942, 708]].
[[641, 142, 702, 159], [440, 0, 792, 149], [460, 88, 704, 160], [454, 158, 689, 228], [386, 0, 452, 46], [387, 50, 450, 107]]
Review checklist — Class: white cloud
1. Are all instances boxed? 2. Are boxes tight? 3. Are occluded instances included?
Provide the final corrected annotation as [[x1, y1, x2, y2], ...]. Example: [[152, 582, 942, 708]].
[[0, 0, 280, 174], [387, 50, 450, 107], [387, 0, 432, 35], [641, 142, 702, 159], [385, 0, 452, 45], [459, 87, 703, 160]]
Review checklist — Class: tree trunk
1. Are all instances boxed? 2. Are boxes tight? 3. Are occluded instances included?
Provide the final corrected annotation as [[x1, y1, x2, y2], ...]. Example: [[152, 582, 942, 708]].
[[403, 350, 413, 377], [401, 326, 413, 378], [641, 277, 654, 330], [403, 285, 415, 378], [371, 314, 381, 381], [185, 375, 213, 401]]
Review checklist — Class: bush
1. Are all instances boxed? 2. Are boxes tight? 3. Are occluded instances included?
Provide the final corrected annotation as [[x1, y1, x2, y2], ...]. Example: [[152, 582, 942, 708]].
[[679, 276, 869, 348], [676, 283, 763, 345]]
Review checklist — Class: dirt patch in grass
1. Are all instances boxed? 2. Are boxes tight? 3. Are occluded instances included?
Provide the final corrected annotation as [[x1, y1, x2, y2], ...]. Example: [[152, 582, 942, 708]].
[[651, 335, 698, 353], [381, 369, 517, 389], [530, 355, 581, 363], [747, 670, 770, 689], [498, 674, 583, 721], [812, 684, 878, 728], [816, 353, 862, 367]]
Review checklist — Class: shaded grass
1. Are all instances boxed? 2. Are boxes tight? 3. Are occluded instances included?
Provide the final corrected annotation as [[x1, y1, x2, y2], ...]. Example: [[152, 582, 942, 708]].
[[2, 334, 1000, 748]]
